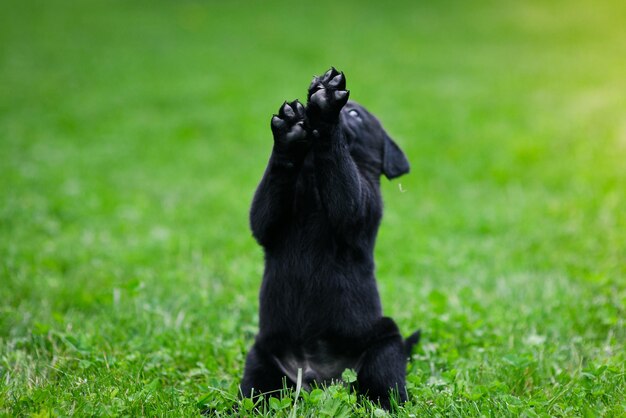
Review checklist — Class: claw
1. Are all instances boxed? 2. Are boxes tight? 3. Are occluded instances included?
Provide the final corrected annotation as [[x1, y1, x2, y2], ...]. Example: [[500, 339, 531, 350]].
[[323, 67, 339, 81], [294, 100, 305, 117], [308, 76, 320, 96], [328, 73, 345, 89], [282, 102, 295, 118]]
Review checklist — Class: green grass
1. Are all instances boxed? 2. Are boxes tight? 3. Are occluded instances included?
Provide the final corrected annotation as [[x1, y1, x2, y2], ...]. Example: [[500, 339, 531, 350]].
[[1, 0, 625, 416]]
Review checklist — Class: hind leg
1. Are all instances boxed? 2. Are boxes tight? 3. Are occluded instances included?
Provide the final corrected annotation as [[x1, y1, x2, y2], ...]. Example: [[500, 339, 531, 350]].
[[356, 320, 408, 409], [240, 344, 292, 398]]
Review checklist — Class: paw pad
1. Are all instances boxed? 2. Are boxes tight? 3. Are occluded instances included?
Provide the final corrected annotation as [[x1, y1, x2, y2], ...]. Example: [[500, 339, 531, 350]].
[[307, 67, 350, 120], [271, 100, 307, 144]]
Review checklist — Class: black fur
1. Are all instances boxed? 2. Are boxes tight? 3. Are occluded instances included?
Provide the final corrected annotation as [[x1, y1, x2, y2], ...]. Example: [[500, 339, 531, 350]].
[[241, 68, 418, 409]]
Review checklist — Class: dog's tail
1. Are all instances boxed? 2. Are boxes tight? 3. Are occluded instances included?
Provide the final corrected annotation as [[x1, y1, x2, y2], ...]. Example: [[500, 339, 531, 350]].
[[405, 330, 421, 357]]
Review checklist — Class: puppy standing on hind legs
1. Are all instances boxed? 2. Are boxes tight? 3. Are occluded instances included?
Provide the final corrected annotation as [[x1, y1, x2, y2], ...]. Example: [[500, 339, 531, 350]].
[[241, 68, 420, 409]]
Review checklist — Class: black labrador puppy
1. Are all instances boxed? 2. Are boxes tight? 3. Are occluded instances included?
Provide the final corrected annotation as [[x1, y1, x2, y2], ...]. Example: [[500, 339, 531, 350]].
[[241, 68, 419, 409]]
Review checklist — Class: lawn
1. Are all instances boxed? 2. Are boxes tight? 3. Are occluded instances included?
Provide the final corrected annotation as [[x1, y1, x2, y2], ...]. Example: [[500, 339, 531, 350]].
[[1, 0, 625, 416]]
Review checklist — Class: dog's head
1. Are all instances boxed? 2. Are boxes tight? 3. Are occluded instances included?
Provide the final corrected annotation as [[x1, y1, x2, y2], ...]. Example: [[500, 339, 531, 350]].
[[340, 101, 410, 180]]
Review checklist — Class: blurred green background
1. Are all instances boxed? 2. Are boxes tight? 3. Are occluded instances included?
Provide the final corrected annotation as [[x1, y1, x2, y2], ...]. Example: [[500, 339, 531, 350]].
[[1, 0, 624, 416]]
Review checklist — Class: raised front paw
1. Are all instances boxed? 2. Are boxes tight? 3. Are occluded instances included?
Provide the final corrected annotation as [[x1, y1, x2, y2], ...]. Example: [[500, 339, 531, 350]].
[[307, 67, 350, 124], [271, 100, 308, 152]]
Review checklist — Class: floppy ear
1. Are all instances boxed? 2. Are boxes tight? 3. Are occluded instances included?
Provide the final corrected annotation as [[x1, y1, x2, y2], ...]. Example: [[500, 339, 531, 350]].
[[383, 134, 410, 179]]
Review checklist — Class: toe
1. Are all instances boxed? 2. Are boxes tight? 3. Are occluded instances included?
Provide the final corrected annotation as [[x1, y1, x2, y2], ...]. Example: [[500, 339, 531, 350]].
[[310, 89, 328, 110], [328, 73, 345, 89], [308, 76, 321, 93], [271, 115, 285, 131], [293, 100, 305, 117], [325, 67, 340, 80], [281, 102, 295, 119], [334, 90, 349, 106]]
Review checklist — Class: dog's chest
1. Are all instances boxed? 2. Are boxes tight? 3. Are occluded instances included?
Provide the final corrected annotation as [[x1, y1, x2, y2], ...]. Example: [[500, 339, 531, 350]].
[[294, 171, 321, 212]]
